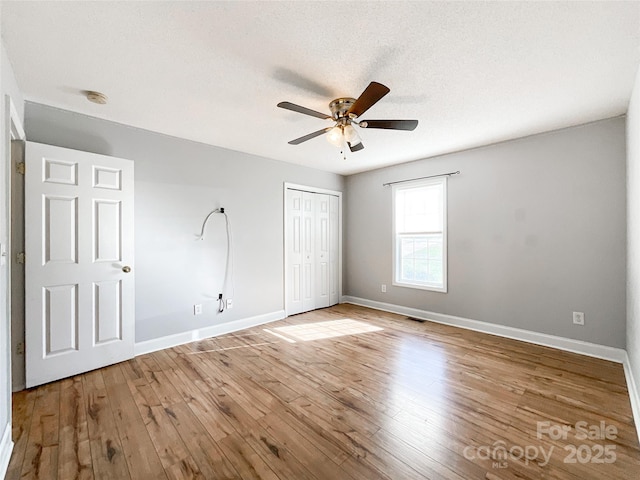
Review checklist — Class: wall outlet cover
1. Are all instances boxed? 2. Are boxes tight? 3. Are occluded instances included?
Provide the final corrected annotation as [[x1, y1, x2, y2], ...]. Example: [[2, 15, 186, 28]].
[[572, 311, 585, 325], [194, 304, 203, 315]]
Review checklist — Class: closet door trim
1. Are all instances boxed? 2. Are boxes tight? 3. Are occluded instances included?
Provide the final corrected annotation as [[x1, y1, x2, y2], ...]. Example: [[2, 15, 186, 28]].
[[284, 183, 342, 317]]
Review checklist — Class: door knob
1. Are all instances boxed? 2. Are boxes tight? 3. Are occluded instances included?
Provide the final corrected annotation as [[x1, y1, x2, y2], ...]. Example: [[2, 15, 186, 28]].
[[122, 266, 132, 273]]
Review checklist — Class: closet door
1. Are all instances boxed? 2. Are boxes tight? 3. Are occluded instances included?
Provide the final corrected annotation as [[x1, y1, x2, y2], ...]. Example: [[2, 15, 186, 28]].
[[315, 194, 330, 309], [285, 187, 340, 316], [301, 192, 315, 312], [285, 189, 303, 315]]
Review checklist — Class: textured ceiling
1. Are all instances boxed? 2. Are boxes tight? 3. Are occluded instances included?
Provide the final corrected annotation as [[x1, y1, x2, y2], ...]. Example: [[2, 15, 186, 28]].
[[2, 1, 639, 175]]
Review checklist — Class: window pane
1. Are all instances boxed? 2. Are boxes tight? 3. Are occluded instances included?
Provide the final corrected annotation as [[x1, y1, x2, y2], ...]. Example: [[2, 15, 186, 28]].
[[396, 190, 406, 231], [427, 260, 443, 283], [401, 238, 414, 258], [427, 238, 442, 259], [414, 259, 428, 281], [397, 234, 444, 287], [414, 239, 428, 259], [401, 259, 415, 281], [422, 185, 443, 231], [396, 184, 443, 233]]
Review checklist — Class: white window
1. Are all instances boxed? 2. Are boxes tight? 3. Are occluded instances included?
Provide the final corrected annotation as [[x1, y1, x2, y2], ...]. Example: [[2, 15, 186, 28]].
[[393, 177, 447, 292]]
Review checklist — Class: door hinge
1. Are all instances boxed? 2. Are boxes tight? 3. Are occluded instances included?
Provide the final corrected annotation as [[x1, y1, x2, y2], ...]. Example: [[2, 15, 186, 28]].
[[16, 252, 25, 264], [16, 162, 25, 175]]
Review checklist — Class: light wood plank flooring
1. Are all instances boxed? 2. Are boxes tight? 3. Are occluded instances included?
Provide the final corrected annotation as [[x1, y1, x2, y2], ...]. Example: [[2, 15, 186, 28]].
[[7, 304, 640, 479]]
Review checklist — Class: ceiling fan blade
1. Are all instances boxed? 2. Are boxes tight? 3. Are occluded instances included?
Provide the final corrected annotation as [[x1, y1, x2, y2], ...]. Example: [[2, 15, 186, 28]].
[[348, 142, 364, 152], [360, 119, 418, 131], [347, 82, 390, 117], [277, 101, 332, 120], [288, 127, 333, 145]]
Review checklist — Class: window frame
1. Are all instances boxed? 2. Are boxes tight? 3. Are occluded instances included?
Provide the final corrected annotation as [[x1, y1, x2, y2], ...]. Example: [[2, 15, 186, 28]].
[[392, 176, 448, 293]]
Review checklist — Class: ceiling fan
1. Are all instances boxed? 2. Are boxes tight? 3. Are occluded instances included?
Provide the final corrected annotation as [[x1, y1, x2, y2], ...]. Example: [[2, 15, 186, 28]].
[[277, 82, 418, 153]]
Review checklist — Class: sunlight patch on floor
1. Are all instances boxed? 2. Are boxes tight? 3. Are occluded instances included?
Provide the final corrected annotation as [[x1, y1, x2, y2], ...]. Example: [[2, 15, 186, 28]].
[[263, 328, 297, 343], [267, 318, 383, 342]]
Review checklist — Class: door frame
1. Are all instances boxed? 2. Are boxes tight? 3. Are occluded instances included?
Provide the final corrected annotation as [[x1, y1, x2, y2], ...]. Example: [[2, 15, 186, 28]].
[[7, 97, 25, 393], [283, 182, 342, 316], [1, 96, 25, 478]]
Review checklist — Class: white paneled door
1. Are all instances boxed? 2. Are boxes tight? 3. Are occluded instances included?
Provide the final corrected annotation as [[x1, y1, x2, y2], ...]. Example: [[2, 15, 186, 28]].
[[285, 187, 340, 316], [302, 192, 315, 313], [25, 142, 134, 387], [285, 189, 304, 315], [315, 193, 330, 309]]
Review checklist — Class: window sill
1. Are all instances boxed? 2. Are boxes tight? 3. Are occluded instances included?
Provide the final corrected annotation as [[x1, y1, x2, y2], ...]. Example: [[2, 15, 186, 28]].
[[392, 281, 447, 293]]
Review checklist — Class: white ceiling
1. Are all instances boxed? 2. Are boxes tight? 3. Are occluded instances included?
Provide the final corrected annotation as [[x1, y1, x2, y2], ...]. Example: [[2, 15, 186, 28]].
[[2, 1, 639, 175]]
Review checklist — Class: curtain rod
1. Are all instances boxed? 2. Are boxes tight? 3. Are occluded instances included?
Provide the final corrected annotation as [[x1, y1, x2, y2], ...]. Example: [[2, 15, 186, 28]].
[[382, 170, 460, 187]]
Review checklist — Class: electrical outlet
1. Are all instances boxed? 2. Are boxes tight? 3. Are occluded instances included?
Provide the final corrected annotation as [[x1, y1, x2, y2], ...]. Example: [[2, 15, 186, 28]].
[[573, 311, 585, 326], [381, 284, 387, 293], [226, 299, 233, 309], [194, 304, 202, 315], [16, 342, 24, 355]]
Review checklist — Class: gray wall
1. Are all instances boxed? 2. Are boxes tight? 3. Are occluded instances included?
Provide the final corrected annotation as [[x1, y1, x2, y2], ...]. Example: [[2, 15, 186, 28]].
[[23, 102, 344, 350], [345, 117, 627, 348], [627, 66, 640, 392]]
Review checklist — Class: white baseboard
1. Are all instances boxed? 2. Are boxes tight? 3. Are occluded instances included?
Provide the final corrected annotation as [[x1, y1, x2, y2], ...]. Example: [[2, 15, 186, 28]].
[[341, 296, 627, 363], [134, 310, 286, 356], [623, 354, 640, 444], [0, 422, 13, 480]]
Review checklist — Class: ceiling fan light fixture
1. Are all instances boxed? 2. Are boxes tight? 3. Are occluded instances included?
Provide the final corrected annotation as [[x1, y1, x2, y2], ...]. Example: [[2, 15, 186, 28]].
[[326, 125, 344, 147], [343, 124, 361, 146]]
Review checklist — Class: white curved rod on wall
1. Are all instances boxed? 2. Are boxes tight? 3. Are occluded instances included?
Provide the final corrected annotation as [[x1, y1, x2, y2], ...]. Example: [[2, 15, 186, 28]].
[[196, 207, 235, 312], [197, 208, 223, 241]]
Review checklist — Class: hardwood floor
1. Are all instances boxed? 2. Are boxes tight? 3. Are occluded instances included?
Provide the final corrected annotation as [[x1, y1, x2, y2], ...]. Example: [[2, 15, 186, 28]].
[[7, 304, 640, 479]]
